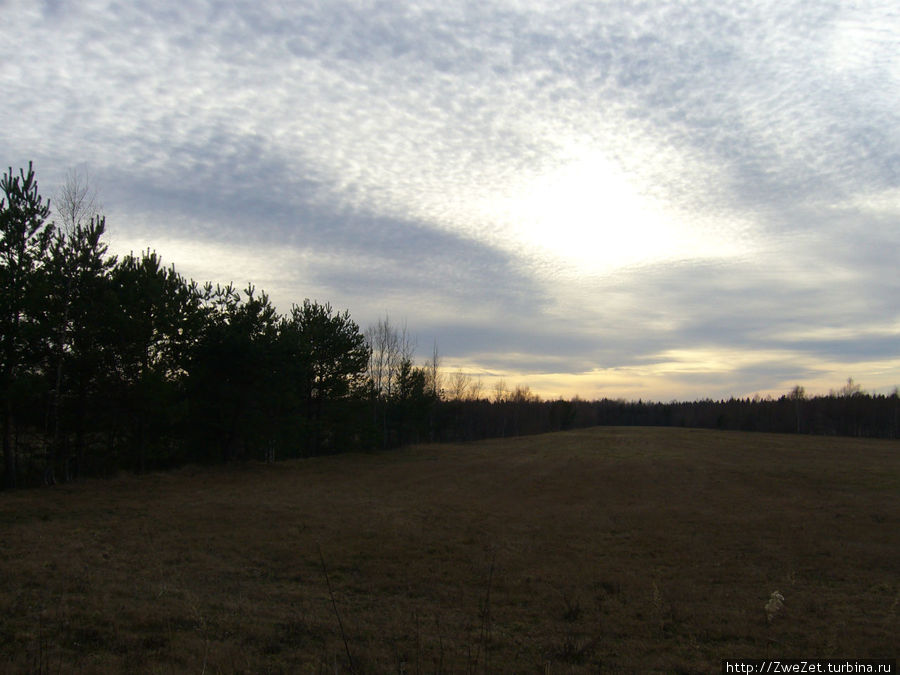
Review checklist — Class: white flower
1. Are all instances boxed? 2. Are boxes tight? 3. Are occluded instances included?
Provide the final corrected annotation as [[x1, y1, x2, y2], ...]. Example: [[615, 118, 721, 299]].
[[765, 591, 785, 623]]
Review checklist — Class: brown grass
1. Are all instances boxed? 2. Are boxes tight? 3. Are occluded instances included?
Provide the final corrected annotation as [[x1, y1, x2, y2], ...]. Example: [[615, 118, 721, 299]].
[[1, 427, 898, 673]]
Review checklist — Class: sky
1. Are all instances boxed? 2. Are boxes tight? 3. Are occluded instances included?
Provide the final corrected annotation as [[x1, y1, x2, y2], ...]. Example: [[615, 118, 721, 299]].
[[3, 0, 899, 401]]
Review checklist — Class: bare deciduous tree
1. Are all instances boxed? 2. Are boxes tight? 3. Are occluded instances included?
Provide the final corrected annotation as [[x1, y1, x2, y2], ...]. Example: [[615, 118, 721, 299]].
[[789, 385, 806, 433], [447, 368, 471, 401], [833, 377, 863, 398], [492, 378, 508, 403], [55, 166, 102, 234], [511, 384, 537, 403], [469, 375, 484, 401], [425, 339, 442, 400], [366, 315, 415, 399], [366, 315, 415, 447]]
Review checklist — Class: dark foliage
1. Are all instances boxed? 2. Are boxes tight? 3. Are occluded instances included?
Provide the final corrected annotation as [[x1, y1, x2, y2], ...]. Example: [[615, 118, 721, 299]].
[[1, 163, 54, 488], [429, 390, 900, 444]]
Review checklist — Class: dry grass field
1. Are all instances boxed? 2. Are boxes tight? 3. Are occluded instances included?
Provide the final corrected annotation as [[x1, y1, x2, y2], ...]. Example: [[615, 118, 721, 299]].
[[1, 427, 898, 673]]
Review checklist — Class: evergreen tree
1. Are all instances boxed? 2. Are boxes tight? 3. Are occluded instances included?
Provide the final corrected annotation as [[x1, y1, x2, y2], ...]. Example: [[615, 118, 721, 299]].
[[107, 250, 203, 471], [186, 284, 282, 462], [392, 357, 434, 445], [282, 300, 369, 455], [42, 217, 116, 479], [0, 163, 53, 488]]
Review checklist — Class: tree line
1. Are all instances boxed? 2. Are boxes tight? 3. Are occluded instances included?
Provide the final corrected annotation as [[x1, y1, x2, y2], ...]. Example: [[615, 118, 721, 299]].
[[409, 382, 900, 444], [2, 164, 897, 488], [0, 163, 486, 487], [1, 163, 388, 487]]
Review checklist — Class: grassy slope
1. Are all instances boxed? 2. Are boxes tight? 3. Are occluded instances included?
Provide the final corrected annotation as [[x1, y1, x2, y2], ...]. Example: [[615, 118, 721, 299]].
[[0, 427, 898, 673]]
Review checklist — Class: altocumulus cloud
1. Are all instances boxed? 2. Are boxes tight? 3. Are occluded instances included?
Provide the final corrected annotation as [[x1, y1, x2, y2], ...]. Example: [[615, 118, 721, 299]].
[[3, 0, 898, 399]]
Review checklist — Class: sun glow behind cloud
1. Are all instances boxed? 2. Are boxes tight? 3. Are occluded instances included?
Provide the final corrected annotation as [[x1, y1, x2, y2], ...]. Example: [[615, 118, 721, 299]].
[[480, 144, 750, 275]]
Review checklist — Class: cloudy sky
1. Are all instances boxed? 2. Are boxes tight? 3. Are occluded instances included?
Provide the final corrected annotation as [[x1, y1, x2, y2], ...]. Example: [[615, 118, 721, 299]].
[[4, 0, 899, 400]]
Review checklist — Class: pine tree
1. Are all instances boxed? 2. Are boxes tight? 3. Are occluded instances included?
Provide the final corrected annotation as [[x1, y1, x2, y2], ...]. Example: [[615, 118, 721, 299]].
[[0, 163, 53, 488]]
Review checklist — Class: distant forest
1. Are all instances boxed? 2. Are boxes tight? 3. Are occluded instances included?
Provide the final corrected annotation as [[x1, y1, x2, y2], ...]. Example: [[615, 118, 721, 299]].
[[2, 164, 898, 488]]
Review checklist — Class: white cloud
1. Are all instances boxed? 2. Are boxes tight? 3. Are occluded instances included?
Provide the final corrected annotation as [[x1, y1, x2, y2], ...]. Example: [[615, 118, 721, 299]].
[[3, 0, 898, 399]]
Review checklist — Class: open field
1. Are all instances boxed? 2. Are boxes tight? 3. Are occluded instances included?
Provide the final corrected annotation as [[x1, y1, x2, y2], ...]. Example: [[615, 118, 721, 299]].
[[1, 427, 898, 673]]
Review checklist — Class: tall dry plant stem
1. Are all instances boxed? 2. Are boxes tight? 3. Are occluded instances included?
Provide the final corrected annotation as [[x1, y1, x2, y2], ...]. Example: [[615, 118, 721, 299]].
[[435, 613, 445, 674], [469, 550, 496, 675], [318, 543, 355, 673]]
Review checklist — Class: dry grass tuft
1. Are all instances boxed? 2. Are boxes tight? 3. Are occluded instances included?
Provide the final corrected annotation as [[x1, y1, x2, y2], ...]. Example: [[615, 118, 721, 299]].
[[765, 591, 785, 624], [1, 427, 898, 672]]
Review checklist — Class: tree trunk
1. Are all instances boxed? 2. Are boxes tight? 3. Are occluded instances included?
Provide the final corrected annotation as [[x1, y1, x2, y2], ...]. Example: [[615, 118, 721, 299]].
[[2, 398, 15, 489]]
